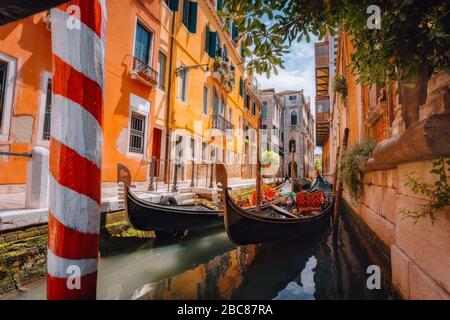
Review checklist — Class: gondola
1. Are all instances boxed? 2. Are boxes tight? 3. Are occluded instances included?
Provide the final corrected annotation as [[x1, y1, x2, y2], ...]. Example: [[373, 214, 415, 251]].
[[216, 163, 333, 245], [293, 177, 311, 192], [124, 179, 288, 232]]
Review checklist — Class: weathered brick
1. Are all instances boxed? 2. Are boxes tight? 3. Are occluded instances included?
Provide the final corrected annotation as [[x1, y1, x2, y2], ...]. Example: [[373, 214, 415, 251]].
[[382, 187, 396, 224], [4, 234, 18, 242], [410, 264, 450, 300], [391, 245, 411, 299], [395, 194, 450, 294]]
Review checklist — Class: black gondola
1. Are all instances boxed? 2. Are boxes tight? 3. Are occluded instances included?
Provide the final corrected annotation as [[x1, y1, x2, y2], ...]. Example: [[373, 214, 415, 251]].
[[124, 182, 287, 232], [293, 177, 311, 192], [216, 163, 333, 245]]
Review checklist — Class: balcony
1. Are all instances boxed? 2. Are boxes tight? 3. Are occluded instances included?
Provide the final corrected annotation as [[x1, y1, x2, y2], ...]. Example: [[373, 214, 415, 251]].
[[316, 112, 330, 146], [129, 56, 158, 88], [211, 114, 234, 132]]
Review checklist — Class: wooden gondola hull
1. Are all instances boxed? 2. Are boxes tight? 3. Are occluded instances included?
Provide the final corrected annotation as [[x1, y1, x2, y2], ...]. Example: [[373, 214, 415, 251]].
[[216, 163, 333, 245], [224, 194, 332, 245], [125, 183, 287, 233], [125, 188, 223, 232]]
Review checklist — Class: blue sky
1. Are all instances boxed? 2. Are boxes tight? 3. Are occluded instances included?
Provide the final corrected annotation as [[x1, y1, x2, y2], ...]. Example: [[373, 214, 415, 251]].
[[255, 36, 322, 154]]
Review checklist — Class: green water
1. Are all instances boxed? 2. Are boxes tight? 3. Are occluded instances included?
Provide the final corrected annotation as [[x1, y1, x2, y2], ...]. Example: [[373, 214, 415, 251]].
[[5, 209, 389, 300]]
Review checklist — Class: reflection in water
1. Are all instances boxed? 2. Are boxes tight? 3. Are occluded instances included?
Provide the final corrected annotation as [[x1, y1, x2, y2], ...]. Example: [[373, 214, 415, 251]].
[[134, 210, 389, 300], [6, 209, 389, 300]]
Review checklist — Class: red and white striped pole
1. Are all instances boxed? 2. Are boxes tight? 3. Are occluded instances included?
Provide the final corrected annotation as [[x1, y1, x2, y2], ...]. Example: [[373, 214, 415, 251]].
[[47, 0, 106, 300]]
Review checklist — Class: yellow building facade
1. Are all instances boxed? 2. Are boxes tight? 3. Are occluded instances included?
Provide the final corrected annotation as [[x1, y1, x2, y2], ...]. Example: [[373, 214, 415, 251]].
[[165, 0, 248, 179]]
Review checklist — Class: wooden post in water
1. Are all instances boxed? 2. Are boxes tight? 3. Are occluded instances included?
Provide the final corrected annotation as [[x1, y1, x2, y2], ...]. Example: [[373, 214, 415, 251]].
[[290, 149, 295, 193], [255, 115, 262, 213], [47, 1, 107, 300], [333, 128, 349, 223], [332, 146, 341, 194]]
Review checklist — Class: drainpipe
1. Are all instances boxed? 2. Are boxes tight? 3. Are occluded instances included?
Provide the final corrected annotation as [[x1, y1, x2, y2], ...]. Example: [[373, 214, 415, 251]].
[[164, 11, 176, 183]]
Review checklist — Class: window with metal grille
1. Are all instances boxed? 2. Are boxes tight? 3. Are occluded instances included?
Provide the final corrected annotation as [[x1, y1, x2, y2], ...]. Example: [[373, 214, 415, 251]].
[[0, 60, 7, 128], [129, 112, 146, 154], [42, 78, 52, 140]]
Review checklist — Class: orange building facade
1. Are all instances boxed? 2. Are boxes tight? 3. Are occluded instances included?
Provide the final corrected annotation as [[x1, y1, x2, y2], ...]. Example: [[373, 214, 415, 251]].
[[0, 0, 167, 189]]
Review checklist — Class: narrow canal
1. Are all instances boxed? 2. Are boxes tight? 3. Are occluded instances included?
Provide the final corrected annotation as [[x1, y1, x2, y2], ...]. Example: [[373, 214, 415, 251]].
[[5, 208, 389, 300]]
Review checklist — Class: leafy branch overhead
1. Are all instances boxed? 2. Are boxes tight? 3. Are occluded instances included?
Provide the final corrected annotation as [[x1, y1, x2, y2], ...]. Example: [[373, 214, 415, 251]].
[[222, 0, 450, 86]]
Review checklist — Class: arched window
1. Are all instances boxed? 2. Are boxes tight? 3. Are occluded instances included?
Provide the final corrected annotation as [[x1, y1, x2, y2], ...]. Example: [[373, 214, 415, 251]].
[[291, 111, 297, 125], [289, 138, 296, 153]]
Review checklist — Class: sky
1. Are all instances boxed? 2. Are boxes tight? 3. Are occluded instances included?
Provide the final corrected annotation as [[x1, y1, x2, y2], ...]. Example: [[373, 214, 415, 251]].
[[255, 36, 322, 154]]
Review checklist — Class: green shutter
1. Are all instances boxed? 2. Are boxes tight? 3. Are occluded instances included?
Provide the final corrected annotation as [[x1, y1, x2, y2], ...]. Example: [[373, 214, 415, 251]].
[[217, 0, 223, 11], [208, 31, 217, 58], [241, 46, 245, 58], [169, 0, 179, 11], [205, 25, 210, 54], [239, 77, 244, 97], [232, 24, 239, 41], [182, 0, 189, 27], [187, 1, 198, 33]]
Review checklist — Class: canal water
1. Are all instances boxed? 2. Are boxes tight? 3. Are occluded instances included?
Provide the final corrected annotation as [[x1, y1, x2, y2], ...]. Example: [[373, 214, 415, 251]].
[[5, 209, 389, 300]]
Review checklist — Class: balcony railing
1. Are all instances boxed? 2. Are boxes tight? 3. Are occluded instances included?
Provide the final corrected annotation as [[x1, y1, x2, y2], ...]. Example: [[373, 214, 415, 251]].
[[129, 56, 158, 87], [211, 114, 234, 131]]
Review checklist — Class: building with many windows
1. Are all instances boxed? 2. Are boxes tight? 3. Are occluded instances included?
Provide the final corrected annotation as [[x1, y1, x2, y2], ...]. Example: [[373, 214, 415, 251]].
[[0, 0, 165, 188], [0, 0, 254, 190], [278, 90, 315, 180]]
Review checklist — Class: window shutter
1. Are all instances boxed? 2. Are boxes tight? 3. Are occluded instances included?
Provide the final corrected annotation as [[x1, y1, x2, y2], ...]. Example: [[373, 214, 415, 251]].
[[205, 25, 210, 54], [187, 1, 198, 33], [239, 77, 244, 97], [182, 0, 189, 27], [232, 24, 239, 41], [169, 0, 179, 11], [207, 31, 217, 57], [241, 45, 245, 58], [217, 0, 223, 11]]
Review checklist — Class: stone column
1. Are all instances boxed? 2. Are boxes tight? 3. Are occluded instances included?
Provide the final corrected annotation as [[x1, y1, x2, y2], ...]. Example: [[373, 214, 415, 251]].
[[25, 146, 49, 209]]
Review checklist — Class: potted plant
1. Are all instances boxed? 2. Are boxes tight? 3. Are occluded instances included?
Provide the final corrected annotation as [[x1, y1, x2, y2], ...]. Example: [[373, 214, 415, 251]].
[[260, 151, 280, 177], [212, 57, 236, 91]]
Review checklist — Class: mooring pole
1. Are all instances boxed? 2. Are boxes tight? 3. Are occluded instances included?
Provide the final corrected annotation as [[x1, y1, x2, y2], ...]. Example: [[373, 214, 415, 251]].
[[333, 128, 349, 224], [255, 117, 261, 213], [47, 1, 106, 300], [332, 146, 341, 194], [290, 149, 295, 193]]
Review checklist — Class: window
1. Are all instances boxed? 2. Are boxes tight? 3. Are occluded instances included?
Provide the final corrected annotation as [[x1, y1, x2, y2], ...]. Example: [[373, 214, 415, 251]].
[[252, 102, 256, 116], [289, 139, 296, 153], [178, 63, 188, 102], [134, 21, 153, 66], [190, 137, 195, 158], [289, 95, 297, 101], [202, 85, 209, 114], [244, 94, 250, 110], [291, 111, 297, 125], [216, 0, 223, 11], [0, 53, 16, 141], [238, 115, 241, 130], [0, 60, 8, 132], [182, 0, 198, 33], [42, 78, 52, 140], [239, 77, 244, 97], [129, 112, 146, 154], [212, 89, 219, 114], [261, 102, 268, 119], [317, 99, 330, 113], [157, 52, 167, 91], [228, 108, 233, 122]]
